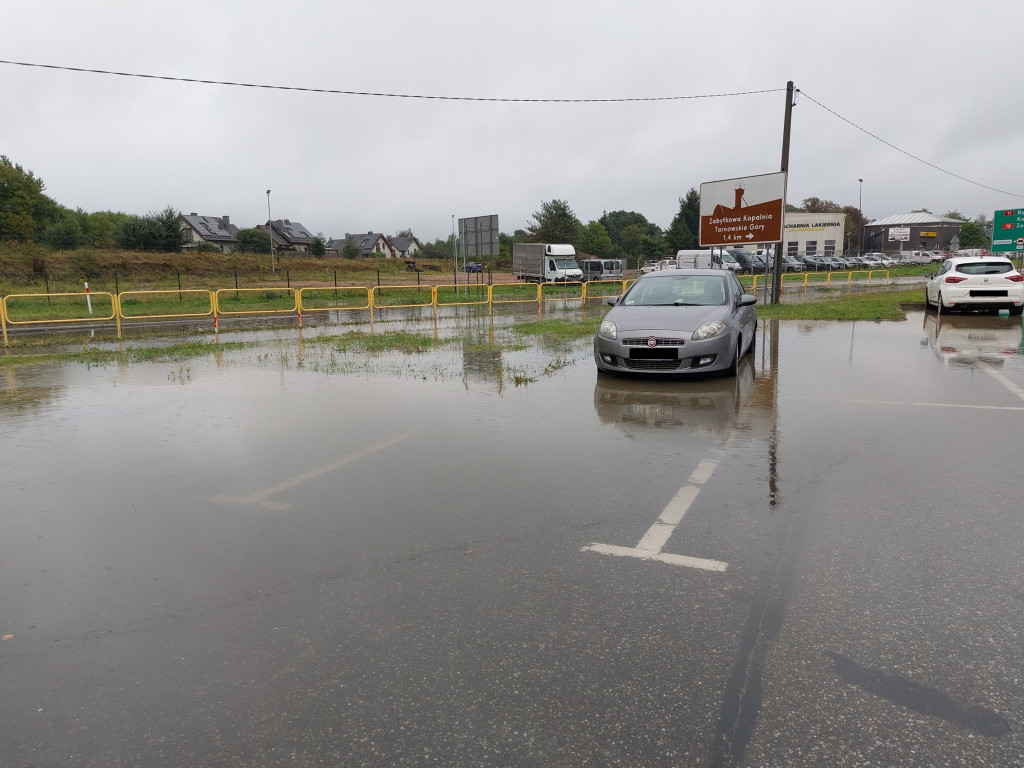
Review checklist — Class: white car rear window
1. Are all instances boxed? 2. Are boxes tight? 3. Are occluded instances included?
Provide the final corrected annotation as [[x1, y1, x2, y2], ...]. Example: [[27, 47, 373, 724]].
[[956, 262, 1013, 275]]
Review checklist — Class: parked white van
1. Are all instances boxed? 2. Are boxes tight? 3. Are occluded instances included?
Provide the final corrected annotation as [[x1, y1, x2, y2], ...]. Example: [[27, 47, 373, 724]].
[[676, 249, 725, 270], [579, 258, 624, 280]]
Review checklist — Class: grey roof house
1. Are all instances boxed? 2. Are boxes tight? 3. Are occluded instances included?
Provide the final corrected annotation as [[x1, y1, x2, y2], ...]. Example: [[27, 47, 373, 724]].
[[266, 219, 315, 252], [180, 213, 239, 254], [329, 232, 398, 258], [390, 235, 422, 259]]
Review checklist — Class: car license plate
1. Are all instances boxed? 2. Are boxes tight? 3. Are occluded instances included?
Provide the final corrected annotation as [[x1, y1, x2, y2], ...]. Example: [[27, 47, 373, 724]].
[[629, 348, 679, 361]]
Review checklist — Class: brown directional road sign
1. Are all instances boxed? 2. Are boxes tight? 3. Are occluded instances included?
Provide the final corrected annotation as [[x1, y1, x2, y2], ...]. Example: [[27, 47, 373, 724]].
[[699, 172, 786, 247]]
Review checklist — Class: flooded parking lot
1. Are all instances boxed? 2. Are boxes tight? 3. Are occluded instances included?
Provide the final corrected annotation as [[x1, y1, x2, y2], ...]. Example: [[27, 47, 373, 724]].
[[2, 308, 1023, 766]]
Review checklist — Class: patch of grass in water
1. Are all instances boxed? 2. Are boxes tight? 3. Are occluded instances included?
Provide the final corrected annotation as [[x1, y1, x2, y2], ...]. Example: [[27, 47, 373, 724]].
[[512, 317, 602, 341], [322, 330, 452, 354], [0, 340, 252, 368]]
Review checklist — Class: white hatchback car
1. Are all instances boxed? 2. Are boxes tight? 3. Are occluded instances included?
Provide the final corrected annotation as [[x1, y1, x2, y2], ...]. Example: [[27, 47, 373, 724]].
[[925, 255, 1024, 314]]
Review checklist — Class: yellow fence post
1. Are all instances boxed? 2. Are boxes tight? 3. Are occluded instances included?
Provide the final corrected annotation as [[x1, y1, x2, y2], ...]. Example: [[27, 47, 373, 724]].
[[1, 295, 8, 346]]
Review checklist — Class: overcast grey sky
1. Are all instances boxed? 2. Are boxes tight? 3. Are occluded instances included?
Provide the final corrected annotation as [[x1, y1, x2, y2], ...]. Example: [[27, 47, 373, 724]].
[[4, 0, 1022, 242]]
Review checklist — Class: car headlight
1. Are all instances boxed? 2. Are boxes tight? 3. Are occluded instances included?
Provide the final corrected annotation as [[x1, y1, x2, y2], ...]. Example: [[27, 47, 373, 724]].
[[692, 321, 726, 341], [598, 319, 617, 340]]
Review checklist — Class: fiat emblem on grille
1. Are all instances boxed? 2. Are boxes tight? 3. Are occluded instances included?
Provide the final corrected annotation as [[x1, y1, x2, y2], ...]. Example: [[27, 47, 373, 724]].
[[648, 337, 657, 347]]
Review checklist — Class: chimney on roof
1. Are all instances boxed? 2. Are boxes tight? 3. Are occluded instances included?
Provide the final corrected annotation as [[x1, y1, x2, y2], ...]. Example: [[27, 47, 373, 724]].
[[190, 212, 198, 216], [222, 215, 230, 225], [734, 185, 744, 210], [368, 231, 373, 234]]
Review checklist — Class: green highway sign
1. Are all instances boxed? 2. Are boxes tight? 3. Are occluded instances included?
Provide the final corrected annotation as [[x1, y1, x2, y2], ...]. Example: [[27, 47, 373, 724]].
[[992, 208, 1024, 252]]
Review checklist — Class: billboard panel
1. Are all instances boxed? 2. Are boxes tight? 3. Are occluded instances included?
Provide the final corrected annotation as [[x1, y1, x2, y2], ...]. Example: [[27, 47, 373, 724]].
[[458, 215, 500, 258]]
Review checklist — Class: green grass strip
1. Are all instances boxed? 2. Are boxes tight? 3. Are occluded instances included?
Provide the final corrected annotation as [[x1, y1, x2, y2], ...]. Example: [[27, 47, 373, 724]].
[[756, 288, 922, 321]]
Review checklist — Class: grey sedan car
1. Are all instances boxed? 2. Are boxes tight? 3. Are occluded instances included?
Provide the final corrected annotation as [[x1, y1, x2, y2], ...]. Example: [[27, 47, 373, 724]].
[[594, 270, 757, 376]]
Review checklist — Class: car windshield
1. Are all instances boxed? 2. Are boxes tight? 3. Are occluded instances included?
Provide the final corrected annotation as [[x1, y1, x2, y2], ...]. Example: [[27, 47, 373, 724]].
[[956, 261, 1013, 275], [624, 275, 728, 306], [553, 258, 578, 269]]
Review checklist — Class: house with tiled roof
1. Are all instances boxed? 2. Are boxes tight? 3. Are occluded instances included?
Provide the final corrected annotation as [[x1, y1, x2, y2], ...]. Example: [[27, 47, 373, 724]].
[[179, 213, 239, 254]]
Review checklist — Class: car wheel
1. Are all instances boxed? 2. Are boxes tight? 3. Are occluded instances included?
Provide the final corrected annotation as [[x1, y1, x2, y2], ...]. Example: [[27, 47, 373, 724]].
[[726, 339, 741, 376], [925, 288, 932, 309], [745, 327, 756, 356], [936, 292, 945, 315], [1010, 305, 1024, 316]]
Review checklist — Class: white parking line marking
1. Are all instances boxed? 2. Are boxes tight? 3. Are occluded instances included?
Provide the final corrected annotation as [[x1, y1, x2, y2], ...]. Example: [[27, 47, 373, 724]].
[[800, 396, 1024, 411], [213, 431, 416, 510], [581, 458, 728, 572], [975, 360, 1024, 403]]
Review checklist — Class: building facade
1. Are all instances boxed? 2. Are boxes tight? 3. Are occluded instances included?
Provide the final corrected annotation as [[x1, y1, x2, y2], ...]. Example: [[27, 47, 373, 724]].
[[780, 212, 846, 258], [862, 213, 963, 253]]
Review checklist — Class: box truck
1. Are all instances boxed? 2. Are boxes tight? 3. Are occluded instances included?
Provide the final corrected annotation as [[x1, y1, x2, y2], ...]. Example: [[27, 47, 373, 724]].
[[512, 243, 583, 282]]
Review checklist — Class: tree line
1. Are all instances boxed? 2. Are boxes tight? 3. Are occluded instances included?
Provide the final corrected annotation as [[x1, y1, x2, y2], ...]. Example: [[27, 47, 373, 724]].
[[2, 156, 991, 261]]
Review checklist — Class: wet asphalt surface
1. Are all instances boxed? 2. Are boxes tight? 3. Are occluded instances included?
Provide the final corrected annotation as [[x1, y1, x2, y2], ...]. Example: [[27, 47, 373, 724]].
[[1, 308, 1023, 767]]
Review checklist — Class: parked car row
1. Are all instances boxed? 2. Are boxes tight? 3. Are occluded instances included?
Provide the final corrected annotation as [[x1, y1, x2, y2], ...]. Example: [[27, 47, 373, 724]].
[[640, 249, 949, 277]]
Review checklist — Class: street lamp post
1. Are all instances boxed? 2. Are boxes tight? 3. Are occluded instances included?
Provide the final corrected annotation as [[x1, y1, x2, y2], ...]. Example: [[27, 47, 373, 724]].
[[266, 189, 276, 274], [858, 179, 864, 255]]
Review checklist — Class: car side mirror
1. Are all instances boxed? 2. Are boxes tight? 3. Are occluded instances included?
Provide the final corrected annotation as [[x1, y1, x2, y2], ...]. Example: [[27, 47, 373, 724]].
[[924, 272, 933, 279], [738, 294, 757, 306], [605, 297, 618, 307]]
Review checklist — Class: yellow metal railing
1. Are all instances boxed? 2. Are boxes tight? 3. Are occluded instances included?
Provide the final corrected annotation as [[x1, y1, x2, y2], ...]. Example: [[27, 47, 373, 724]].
[[582, 280, 627, 304], [540, 281, 584, 303], [298, 286, 372, 313], [0, 273, 898, 345], [434, 284, 490, 307], [2, 292, 120, 339], [490, 283, 541, 305], [370, 285, 434, 311], [117, 289, 215, 320], [214, 288, 298, 316]]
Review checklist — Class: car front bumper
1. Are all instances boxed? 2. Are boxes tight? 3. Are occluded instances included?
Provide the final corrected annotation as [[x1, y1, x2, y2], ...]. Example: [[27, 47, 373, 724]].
[[594, 331, 735, 374]]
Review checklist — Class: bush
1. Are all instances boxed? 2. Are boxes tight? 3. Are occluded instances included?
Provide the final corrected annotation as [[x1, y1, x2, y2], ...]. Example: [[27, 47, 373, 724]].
[[72, 250, 100, 278], [40, 218, 85, 250], [235, 227, 272, 254]]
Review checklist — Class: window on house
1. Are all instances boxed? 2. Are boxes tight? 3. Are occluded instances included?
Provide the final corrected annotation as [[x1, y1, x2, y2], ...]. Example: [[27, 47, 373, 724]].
[[824, 240, 836, 256], [787, 241, 798, 257], [805, 242, 817, 256]]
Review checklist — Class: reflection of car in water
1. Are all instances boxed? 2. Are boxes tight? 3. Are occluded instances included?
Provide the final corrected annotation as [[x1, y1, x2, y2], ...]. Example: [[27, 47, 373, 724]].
[[593, 356, 756, 441], [921, 311, 1023, 367]]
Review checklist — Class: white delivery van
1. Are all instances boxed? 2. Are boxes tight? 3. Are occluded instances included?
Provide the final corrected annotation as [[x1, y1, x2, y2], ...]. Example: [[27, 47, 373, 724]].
[[579, 259, 624, 281], [676, 249, 725, 270]]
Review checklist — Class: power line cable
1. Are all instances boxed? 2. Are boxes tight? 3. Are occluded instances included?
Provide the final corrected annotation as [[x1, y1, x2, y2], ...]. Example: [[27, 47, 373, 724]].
[[4, 58, 1018, 199], [799, 89, 1023, 199], [0, 59, 782, 103]]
